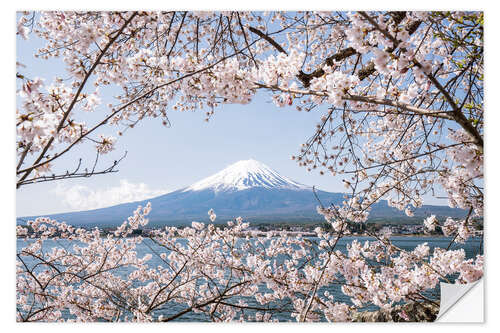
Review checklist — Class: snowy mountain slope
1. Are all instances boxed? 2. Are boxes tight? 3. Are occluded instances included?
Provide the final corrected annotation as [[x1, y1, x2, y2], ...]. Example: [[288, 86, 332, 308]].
[[184, 159, 308, 192], [18, 159, 466, 227]]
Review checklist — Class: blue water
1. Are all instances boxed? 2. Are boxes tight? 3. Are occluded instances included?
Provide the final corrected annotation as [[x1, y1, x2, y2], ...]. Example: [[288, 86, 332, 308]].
[[17, 236, 482, 321]]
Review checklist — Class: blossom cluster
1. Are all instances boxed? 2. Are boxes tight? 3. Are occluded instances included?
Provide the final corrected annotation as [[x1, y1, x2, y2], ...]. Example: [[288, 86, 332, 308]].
[[17, 206, 483, 322]]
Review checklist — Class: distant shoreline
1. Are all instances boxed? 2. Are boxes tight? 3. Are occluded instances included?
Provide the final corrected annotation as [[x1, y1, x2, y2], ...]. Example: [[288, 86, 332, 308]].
[[17, 231, 477, 240], [240, 231, 461, 238]]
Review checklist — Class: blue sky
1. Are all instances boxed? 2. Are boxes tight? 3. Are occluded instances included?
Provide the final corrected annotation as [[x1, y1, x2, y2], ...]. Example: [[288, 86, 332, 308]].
[[15, 13, 452, 216]]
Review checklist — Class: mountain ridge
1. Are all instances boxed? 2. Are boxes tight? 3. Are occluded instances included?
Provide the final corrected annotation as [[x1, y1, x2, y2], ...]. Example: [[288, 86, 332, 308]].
[[18, 159, 466, 227]]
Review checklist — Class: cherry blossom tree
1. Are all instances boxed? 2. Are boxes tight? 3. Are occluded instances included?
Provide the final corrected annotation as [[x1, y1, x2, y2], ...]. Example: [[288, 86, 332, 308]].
[[17, 11, 483, 322]]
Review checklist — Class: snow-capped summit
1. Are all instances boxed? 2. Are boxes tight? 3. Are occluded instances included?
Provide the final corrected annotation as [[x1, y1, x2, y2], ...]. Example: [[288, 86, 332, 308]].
[[183, 159, 309, 193]]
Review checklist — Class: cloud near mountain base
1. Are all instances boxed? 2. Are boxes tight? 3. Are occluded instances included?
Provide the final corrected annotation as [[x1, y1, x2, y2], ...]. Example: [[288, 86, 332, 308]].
[[52, 180, 169, 211]]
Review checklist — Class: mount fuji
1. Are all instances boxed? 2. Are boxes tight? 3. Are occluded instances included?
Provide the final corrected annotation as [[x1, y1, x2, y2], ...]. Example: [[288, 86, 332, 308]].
[[19, 159, 465, 227]]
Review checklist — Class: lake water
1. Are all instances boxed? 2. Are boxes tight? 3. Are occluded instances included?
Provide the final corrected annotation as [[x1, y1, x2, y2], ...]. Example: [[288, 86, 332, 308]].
[[17, 236, 482, 322]]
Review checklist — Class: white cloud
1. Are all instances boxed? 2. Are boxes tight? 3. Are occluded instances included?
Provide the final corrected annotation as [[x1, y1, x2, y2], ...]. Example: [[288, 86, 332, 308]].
[[52, 179, 169, 211]]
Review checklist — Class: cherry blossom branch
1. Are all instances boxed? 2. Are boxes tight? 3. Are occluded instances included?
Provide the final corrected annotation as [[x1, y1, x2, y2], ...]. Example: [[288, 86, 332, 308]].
[[358, 11, 483, 149], [17, 12, 139, 187], [253, 82, 454, 119], [19, 151, 127, 186], [17, 29, 262, 183]]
